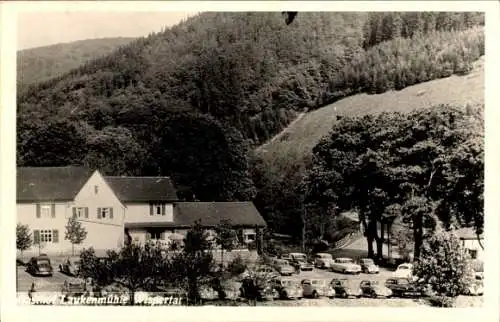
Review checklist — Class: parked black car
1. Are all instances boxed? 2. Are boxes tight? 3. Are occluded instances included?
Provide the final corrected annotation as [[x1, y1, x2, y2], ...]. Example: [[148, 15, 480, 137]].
[[329, 278, 361, 298], [384, 277, 422, 298], [26, 255, 53, 277]]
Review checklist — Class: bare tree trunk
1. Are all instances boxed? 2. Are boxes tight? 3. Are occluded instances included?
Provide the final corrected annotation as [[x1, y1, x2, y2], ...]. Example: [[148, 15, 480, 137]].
[[386, 222, 391, 259], [376, 222, 385, 260], [413, 214, 423, 260], [220, 248, 224, 270], [367, 234, 375, 258], [301, 206, 306, 253]]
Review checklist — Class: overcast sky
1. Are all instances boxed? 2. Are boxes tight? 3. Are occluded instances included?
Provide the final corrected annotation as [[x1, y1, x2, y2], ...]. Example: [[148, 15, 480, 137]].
[[17, 11, 198, 50]]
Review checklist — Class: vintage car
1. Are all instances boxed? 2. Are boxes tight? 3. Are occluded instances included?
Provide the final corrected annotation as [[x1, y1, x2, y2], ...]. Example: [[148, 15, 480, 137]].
[[61, 277, 86, 298], [240, 264, 279, 280], [313, 253, 333, 269], [384, 277, 422, 298], [329, 278, 362, 298], [26, 255, 54, 277], [219, 281, 242, 300], [392, 263, 414, 279], [289, 253, 314, 272], [359, 258, 379, 274], [330, 258, 362, 274], [59, 256, 81, 276], [270, 277, 303, 300], [239, 278, 278, 301], [199, 285, 219, 301], [280, 253, 293, 262], [359, 280, 392, 298], [301, 279, 336, 299], [463, 273, 484, 296], [271, 258, 295, 276]]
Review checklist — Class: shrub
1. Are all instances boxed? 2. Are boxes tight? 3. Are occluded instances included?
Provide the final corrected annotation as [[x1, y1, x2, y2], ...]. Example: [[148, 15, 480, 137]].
[[16, 223, 32, 259], [227, 255, 247, 276], [247, 241, 257, 251], [414, 229, 472, 298], [427, 295, 455, 308]]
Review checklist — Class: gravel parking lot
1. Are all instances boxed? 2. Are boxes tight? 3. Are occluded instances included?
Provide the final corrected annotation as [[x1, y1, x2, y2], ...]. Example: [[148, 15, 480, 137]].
[[17, 265, 482, 307]]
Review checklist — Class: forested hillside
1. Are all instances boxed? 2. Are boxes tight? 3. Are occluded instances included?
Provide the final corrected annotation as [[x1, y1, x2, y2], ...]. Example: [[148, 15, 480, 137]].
[[17, 37, 135, 93], [18, 12, 484, 228]]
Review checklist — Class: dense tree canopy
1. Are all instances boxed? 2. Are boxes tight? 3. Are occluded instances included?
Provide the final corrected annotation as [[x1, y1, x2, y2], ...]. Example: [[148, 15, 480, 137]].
[[303, 105, 483, 259], [17, 11, 484, 227]]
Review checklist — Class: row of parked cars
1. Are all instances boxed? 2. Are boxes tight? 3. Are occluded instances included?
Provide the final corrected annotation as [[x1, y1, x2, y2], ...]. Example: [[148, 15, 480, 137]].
[[267, 252, 380, 275]]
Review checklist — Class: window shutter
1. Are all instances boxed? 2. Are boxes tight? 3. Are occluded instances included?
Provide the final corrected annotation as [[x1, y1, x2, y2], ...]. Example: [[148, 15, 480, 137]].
[[53, 230, 59, 243], [97, 208, 102, 219], [84, 207, 89, 219], [161, 204, 166, 216], [51, 203, 56, 218], [36, 204, 41, 218], [149, 203, 153, 216], [110, 208, 114, 219], [33, 230, 40, 244], [72, 207, 77, 218]]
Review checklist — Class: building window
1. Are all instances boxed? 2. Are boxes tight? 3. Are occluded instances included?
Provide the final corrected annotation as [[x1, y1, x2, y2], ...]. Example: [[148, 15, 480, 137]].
[[151, 232, 162, 240], [150, 203, 165, 216], [73, 207, 88, 218], [40, 230, 53, 243], [33, 229, 58, 244], [244, 233, 256, 243], [41, 205, 51, 218], [94, 185, 99, 194], [97, 207, 113, 219], [147, 228, 165, 240]]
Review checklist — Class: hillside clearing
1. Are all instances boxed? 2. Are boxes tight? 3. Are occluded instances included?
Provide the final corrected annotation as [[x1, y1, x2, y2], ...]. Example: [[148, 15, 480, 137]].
[[256, 56, 484, 171]]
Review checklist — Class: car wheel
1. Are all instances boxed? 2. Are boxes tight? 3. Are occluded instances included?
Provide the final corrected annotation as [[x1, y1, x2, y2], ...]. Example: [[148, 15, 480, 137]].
[[312, 291, 319, 299], [342, 269, 346, 274], [281, 291, 288, 300]]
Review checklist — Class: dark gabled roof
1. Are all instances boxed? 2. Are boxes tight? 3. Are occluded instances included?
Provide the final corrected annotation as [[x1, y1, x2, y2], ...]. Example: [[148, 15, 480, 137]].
[[17, 166, 93, 202], [104, 176, 178, 202], [125, 202, 266, 228], [173, 201, 266, 227]]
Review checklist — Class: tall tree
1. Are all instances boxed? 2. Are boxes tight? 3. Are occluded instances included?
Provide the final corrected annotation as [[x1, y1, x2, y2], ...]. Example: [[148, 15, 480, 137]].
[[16, 223, 32, 259], [170, 221, 215, 305], [214, 219, 237, 268], [64, 216, 88, 256], [303, 105, 483, 260]]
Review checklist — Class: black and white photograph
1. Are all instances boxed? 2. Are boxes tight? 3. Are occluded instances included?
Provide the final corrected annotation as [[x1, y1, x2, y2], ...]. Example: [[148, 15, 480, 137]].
[[1, 1, 499, 321]]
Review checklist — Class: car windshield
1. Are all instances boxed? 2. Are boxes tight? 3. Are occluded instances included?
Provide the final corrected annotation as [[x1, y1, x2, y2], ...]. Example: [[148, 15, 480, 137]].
[[311, 280, 324, 285], [332, 279, 347, 286], [37, 259, 50, 265], [398, 265, 411, 270], [319, 254, 331, 259], [276, 260, 288, 265], [362, 259, 374, 265], [294, 255, 306, 260], [338, 259, 353, 264], [282, 280, 295, 287]]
